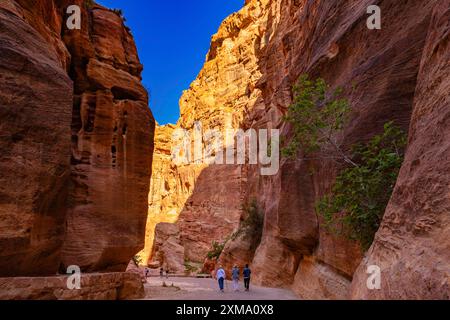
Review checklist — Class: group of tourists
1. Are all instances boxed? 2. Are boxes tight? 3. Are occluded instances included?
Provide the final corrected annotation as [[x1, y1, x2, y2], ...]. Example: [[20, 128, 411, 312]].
[[215, 264, 252, 293], [144, 267, 170, 279]]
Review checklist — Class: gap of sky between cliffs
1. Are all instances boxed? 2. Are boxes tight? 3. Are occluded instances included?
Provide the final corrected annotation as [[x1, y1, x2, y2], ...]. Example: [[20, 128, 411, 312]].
[[96, 0, 244, 125]]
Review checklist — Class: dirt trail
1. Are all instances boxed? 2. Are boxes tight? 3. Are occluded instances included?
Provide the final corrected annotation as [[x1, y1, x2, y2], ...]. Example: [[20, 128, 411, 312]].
[[143, 277, 298, 300]]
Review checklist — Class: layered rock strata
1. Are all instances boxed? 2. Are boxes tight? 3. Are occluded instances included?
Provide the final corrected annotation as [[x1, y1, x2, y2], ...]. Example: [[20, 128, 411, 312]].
[[0, 0, 155, 294], [0, 272, 145, 300], [60, 1, 155, 273], [140, 1, 271, 268], [145, 0, 449, 299], [0, 0, 73, 277], [350, 1, 450, 299]]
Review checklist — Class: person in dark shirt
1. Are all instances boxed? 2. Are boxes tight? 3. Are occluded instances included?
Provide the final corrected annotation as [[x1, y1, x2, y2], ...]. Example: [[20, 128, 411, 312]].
[[243, 264, 251, 291]]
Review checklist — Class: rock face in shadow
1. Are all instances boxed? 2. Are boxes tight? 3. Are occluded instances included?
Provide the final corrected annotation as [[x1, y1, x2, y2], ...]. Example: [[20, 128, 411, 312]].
[[0, 1, 73, 276], [60, 2, 155, 272], [0, 0, 155, 277], [245, 0, 447, 299], [146, 0, 448, 299], [293, 256, 352, 300], [350, 2, 450, 299], [149, 223, 185, 274], [0, 272, 145, 300], [140, 2, 272, 268]]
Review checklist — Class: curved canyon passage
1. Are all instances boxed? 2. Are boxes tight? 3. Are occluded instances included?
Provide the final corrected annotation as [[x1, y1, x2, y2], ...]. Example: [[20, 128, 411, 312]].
[[0, 0, 449, 300]]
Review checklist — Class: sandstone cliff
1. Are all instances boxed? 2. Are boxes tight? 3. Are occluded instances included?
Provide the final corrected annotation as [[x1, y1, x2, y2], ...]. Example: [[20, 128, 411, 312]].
[[60, 0, 155, 273], [350, 1, 450, 299], [144, 0, 449, 299], [246, 0, 449, 299], [0, 0, 155, 278], [139, 1, 272, 269], [0, 0, 73, 276]]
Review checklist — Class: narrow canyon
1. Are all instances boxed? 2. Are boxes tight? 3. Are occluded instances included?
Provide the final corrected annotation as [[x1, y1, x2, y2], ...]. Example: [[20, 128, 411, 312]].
[[0, 0, 154, 299], [0, 0, 449, 300]]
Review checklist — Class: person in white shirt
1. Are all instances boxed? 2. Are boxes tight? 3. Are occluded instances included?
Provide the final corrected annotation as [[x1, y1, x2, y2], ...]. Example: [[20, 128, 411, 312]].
[[232, 265, 240, 292], [215, 266, 226, 292]]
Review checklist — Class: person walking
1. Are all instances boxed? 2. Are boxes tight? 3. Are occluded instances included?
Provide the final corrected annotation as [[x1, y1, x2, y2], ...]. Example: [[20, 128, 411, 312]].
[[216, 265, 226, 292], [243, 264, 251, 291], [232, 265, 240, 292]]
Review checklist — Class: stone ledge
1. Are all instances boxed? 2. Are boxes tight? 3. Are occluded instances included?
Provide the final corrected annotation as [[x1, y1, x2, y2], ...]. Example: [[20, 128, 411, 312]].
[[0, 272, 144, 300]]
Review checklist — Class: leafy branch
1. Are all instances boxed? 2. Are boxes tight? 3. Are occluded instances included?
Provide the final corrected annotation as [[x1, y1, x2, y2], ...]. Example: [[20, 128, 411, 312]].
[[283, 75, 407, 251], [317, 122, 406, 250]]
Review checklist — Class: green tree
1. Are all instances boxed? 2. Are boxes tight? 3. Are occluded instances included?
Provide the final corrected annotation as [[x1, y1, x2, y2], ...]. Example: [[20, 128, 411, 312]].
[[132, 255, 143, 266], [283, 74, 354, 166], [206, 241, 226, 260], [317, 122, 406, 250], [232, 200, 264, 246], [283, 75, 407, 250], [84, 0, 94, 9], [112, 8, 123, 17]]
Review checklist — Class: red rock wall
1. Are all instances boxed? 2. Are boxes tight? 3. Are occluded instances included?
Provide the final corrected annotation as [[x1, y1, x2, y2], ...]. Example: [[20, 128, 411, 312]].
[[244, 0, 440, 299], [60, 1, 155, 273], [0, 1, 155, 276], [139, 0, 449, 299], [351, 1, 450, 299], [144, 0, 448, 299], [244, 0, 448, 299], [140, 1, 272, 269], [0, 272, 145, 300], [0, 0, 73, 276]]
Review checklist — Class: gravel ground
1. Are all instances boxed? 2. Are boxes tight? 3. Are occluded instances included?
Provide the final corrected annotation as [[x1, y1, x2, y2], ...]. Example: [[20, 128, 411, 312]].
[[143, 277, 299, 300]]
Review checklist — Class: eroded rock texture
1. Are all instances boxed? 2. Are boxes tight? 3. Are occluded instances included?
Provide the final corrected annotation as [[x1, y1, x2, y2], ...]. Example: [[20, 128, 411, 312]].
[[60, 1, 155, 273], [351, 1, 450, 299], [139, 124, 184, 266], [0, 272, 145, 300], [146, 0, 448, 299], [0, 0, 73, 276], [246, 0, 448, 299], [0, 0, 155, 278], [150, 223, 185, 274], [140, 1, 271, 269]]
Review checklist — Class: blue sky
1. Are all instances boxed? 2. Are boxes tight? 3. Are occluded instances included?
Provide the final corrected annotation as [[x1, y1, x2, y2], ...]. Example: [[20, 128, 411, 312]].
[[96, 0, 243, 124]]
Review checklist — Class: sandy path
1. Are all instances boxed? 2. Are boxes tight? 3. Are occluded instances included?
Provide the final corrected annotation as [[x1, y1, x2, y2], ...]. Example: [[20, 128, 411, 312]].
[[143, 277, 298, 300]]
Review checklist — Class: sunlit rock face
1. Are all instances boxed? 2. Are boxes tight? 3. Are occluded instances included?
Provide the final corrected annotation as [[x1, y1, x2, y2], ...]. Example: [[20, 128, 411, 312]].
[[138, 125, 180, 266], [60, 2, 155, 273], [0, 0, 155, 276], [140, 0, 274, 268], [146, 0, 448, 299]]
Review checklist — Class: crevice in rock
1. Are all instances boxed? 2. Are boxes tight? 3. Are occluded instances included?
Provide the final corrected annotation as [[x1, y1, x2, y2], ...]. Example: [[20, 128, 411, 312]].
[[111, 86, 139, 101]]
